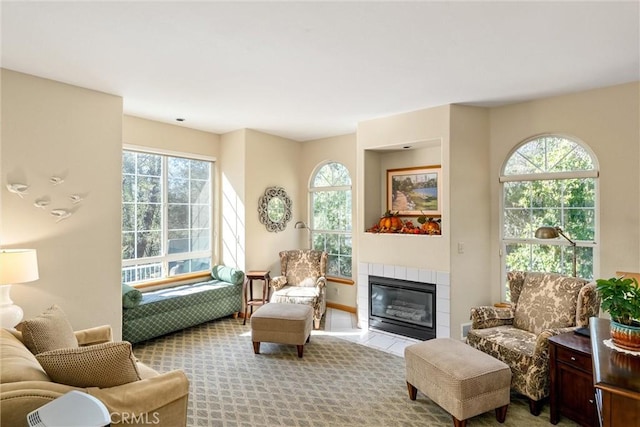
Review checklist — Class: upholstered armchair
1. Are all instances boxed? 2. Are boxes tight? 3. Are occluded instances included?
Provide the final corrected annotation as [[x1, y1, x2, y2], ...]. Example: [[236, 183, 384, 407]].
[[466, 271, 600, 416], [270, 250, 328, 329]]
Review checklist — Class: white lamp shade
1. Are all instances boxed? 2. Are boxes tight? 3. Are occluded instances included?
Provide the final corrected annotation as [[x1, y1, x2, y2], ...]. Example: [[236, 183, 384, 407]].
[[0, 249, 39, 285]]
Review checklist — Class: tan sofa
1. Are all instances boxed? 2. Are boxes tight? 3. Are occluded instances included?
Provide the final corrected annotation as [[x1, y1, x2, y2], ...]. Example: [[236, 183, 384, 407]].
[[0, 325, 189, 427]]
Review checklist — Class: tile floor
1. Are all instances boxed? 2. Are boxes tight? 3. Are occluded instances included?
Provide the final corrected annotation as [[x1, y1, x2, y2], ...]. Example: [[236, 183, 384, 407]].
[[318, 307, 420, 357]]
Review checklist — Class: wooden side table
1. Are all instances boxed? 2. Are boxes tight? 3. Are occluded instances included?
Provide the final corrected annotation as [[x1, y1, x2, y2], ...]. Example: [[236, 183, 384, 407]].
[[549, 331, 599, 427], [243, 270, 271, 325]]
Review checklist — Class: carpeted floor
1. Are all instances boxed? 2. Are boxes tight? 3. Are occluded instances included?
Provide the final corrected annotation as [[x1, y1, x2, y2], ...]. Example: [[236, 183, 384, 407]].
[[133, 316, 577, 427]]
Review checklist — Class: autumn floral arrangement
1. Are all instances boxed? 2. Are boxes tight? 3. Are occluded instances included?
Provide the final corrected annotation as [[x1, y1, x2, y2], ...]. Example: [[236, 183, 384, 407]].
[[366, 210, 441, 235]]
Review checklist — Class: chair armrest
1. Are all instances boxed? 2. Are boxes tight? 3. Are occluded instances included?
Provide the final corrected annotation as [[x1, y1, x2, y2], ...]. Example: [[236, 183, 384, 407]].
[[316, 277, 326, 289], [470, 306, 514, 329], [533, 326, 578, 358], [576, 282, 600, 327], [88, 370, 189, 423], [75, 325, 113, 346], [270, 276, 287, 291]]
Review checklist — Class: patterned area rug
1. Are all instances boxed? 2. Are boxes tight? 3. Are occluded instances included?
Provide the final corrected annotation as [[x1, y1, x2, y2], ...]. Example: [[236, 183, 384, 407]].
[[133, 316, 576, 427]]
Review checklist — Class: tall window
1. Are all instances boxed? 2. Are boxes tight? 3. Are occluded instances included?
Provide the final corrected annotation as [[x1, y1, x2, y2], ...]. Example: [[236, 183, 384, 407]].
[[310, 162, 352, 278], [501, 135, 598, 297], [122, 150, 213, 284]]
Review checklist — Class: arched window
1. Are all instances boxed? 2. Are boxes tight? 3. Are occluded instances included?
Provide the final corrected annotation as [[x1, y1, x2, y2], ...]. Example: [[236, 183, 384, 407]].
[[310, 162, 352, 278], [500, 135, 598, 298]]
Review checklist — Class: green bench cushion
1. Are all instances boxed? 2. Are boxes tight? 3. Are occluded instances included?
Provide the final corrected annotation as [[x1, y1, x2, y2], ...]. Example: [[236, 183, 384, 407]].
[[122, 280, 242, 344]]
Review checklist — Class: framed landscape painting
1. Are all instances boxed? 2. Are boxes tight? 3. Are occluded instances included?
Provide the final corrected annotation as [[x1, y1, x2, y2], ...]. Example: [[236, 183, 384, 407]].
[[387, 165, 441, 216]]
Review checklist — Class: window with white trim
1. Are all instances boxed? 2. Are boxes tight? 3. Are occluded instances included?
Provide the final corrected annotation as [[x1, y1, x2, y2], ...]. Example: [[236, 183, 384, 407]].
[[501, 135, 598, 298], [122, 150, 213, 284], [310, 162, 352, 278]]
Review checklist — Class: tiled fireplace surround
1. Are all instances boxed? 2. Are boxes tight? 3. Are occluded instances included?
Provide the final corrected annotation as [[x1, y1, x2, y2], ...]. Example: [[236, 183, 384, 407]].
[[357, 262, 451, 339]]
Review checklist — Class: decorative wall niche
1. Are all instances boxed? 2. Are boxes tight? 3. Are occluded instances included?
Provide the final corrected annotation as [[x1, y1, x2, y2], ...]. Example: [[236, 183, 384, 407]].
[[363, 140, 443, 235]]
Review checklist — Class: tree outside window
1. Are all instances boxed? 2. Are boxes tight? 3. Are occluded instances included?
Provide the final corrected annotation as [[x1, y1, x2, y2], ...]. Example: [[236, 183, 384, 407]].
[[501, 135, 598, 299], [122, 150, 212, 284], [310, 162, 352, 279]]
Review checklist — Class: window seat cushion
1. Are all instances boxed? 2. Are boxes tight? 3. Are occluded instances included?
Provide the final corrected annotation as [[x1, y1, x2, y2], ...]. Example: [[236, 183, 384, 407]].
[[122, 279, 242, 344]]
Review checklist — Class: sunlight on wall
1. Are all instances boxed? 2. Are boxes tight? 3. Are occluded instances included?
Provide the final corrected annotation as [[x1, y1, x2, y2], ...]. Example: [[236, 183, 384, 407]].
[[222, 173, 246, 269]]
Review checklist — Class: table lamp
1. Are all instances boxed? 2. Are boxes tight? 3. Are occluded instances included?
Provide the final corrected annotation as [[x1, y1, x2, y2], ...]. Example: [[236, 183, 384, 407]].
[[534, 226, 577, 277], [0, 249, 39, 328]]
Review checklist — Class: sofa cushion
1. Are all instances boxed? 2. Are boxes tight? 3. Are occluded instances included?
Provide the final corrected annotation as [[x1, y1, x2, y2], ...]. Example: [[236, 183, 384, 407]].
[[271, 286, 320, 307], [122, 283, 143, 308], [211, 265, 244, 285], [36, 341, 141, 388], [16, 305, 78, 354], [0, 329, 50, 383], [513, 273, 587, 334]]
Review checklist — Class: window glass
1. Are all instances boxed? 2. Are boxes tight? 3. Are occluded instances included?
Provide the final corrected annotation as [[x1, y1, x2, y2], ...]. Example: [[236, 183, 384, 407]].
[[122, 150, 212, 284], [501, 135, 598, 297], [310, 162, 352, 279]]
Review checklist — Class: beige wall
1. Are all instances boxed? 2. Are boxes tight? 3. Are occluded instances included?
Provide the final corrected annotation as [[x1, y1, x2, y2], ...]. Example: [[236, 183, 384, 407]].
[[489, 82, 640, 302], [1, 69, 123, 335], [357, 105, 451, 270], [220, 129, 247, 269], [123, 115, 220, 157], [449, 105, 492, 337], [244, 130, 301, 274], [300, 133, 357, 308]]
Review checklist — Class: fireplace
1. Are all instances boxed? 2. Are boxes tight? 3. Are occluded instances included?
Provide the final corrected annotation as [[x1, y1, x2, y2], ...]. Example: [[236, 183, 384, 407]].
[[368, 275, 436, 340]]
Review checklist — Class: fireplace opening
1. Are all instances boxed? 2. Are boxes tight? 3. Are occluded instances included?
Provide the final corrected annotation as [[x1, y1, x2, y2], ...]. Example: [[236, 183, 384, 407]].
[[369, 275, 436, 341]]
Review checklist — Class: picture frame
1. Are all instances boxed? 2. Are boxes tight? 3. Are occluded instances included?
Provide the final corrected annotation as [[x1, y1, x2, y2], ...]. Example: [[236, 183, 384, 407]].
[[387, 165, 441, 216]]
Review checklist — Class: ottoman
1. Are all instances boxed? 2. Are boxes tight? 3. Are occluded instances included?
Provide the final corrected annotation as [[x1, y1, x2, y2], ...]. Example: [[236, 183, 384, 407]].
[[250, 303, 313, 358], [405, 338, 511, 427]]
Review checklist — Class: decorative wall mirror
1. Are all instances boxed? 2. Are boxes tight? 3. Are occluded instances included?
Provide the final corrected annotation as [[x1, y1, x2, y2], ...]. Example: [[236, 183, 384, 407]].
[[258, 187, 292, 232]]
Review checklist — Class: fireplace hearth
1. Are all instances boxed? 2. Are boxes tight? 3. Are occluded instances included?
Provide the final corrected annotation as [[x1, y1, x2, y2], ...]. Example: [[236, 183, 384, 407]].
[[369, 275, 436, 340]]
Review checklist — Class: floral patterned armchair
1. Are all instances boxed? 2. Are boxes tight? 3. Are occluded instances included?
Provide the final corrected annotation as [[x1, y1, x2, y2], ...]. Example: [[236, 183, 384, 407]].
[[466, 271, 600, 416], [270, 250, 328, 329]]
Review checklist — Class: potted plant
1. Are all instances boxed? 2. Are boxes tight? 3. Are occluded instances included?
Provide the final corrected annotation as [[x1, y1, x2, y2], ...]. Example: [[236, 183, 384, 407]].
[[596, 276, 640, 351]]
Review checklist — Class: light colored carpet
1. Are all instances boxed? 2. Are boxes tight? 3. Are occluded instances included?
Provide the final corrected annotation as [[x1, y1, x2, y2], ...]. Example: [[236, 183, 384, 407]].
[[133, 316, 577, 426]]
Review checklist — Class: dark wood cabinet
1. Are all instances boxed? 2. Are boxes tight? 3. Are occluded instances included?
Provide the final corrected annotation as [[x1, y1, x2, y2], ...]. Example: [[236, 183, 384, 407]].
[[549, 332, 599, 426], [590, 318, 640, 427]]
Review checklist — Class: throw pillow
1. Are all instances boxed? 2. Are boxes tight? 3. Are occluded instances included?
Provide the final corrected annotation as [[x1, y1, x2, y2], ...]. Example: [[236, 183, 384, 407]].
[[36, 341, 141, 388], [211, 265, 245, 285], [16, 304, 78, 354], [122, 283, 143, 308]]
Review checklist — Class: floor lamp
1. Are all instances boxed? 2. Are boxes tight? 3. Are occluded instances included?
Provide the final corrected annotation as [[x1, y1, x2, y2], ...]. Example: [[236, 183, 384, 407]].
[[0, 249, 39, 328], [294, 221, 311, 248], [534, 226, 577, 277]]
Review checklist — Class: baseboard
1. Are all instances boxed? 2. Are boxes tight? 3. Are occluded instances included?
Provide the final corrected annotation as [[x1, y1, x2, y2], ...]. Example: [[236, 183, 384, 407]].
[[327, 302, 357, 313]]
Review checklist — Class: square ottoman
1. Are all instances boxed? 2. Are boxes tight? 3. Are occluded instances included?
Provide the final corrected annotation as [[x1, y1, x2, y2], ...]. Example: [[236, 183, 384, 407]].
[[405, 338, 511, 427], [250, 303, 313, 358]]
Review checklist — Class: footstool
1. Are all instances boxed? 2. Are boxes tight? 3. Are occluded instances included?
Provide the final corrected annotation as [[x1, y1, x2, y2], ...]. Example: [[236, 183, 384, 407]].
[[405, 338, 511, 427], [250, 303, 313, 358]]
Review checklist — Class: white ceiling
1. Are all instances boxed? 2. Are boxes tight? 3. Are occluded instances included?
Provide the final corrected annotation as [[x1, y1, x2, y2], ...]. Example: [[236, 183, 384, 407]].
[[2, 1, 638, 141]]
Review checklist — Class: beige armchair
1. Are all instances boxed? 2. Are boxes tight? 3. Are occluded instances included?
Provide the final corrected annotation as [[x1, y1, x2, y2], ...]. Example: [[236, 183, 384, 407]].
[[466, 271, 600, 416], [270, 250, 328, 329]]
